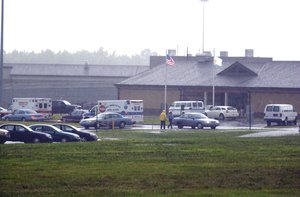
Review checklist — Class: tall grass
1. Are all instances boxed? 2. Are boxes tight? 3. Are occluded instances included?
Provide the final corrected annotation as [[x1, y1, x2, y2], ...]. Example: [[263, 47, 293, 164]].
[[0, 130, 299, 196]]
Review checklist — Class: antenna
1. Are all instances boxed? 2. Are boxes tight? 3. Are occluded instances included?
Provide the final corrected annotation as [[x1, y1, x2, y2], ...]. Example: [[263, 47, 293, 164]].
[[200, 0, 208, 54]]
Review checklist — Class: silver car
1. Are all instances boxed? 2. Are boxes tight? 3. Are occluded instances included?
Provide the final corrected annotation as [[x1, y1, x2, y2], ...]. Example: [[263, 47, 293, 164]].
[[80, 112, 136, 129], [173, 112, 220, 129]]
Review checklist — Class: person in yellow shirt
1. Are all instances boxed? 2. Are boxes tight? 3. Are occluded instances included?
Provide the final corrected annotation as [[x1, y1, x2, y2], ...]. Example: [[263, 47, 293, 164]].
[[159, 110, 167, 130]]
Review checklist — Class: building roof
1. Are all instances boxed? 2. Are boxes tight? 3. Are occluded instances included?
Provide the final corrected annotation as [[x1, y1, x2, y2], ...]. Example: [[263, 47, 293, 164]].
[[7, 63, 149, 77], [117, 57, 300, 89]]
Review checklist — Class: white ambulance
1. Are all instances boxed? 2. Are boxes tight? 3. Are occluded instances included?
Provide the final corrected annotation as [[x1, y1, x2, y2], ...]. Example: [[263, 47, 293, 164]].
[[84, 100, 144, 122], [12, 98, 52, 119]]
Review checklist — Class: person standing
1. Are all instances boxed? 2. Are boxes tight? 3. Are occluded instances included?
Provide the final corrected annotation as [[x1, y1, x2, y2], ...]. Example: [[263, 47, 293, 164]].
[[160, 110, 167, 130], [167, 111, 174, 129]]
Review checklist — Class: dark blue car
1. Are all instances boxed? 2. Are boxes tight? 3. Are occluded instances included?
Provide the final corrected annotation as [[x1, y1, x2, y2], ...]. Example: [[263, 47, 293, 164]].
[[29, 124, 81, 142], [61, 109, 88, 123], [53, 124, 99, 141], [0, 123, 53, 143]]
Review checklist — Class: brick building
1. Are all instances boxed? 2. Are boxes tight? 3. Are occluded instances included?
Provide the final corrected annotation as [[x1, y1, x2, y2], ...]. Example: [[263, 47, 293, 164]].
[[116, 54, 300, 116]]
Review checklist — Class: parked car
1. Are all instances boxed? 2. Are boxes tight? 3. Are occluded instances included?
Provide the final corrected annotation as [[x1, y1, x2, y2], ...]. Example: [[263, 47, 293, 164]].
[[264, 104, 298, 126], [205, 106, 239, 120], [61, 109, 88, 123], [52, 100, 80, 114], [0, 123, 53, 143], [79, 112, 136, 129], [173, 112, 220, 129], [82, 105, 98, 119], [0, 107, 11, 118], [53, 123, 99, 141], [2, 109, 45, 121], [29, 124, 81, 142], [0, 128, 11, 144]]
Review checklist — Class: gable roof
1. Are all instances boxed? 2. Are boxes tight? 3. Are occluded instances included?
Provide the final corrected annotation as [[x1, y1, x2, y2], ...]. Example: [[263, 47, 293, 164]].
[[218, 61, 258, 76], [117, 58, 300, 89]]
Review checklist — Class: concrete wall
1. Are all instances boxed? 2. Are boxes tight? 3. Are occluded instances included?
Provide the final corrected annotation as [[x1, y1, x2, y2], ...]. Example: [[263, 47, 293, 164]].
[[3, 75, 126, 109]]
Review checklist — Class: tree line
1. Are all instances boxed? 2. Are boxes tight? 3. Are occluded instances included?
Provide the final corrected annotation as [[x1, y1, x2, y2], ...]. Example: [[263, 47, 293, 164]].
[[4, 48, 158, 65]]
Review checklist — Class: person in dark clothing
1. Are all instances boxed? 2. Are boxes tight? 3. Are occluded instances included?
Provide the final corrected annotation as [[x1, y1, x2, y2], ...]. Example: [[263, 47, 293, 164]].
[[167, 111, 174, 129]]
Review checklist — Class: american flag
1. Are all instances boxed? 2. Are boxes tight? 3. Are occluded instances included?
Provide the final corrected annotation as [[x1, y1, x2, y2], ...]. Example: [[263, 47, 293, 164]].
[[166, 54, 175, 66]]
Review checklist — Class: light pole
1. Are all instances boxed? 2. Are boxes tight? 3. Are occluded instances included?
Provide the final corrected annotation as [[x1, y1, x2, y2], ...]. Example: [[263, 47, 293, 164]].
[[200, 0, 208, 54], [0, 0, 4, 106]]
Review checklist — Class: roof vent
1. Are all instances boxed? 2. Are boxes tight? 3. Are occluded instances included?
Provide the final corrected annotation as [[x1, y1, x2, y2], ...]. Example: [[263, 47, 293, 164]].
[[245, 49, 254, 57], [220, 51, 228, 57], [167, 49, 176, 56], [84, 61, 89, 74]]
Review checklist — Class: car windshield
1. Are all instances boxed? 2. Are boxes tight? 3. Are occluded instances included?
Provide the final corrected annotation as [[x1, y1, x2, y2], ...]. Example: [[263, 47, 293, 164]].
[[24, 109, 37, 114], [62, 100, 72, 105], [227, 107, 236, 110], [21, 124, 35, 131], [192, 113, 208, 119], [96, 113, 107, 119]]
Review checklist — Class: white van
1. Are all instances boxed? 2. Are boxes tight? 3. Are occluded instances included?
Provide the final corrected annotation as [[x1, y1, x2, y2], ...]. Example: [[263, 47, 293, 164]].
[[264, 104, 298, 126], [169, 101, 205, 116]]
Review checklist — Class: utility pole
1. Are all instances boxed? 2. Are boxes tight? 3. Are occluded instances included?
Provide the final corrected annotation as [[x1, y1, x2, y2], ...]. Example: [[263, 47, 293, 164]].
[[0, 0, 4, 106], [200, 0, 208, 54]]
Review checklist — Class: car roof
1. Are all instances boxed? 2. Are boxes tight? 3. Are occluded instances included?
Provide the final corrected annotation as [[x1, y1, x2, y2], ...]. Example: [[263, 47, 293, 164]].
[[181, 112, 204, 115], [0, 123, 34, 131], [100, 112, 120, 115], [53, 123, 77, 128]]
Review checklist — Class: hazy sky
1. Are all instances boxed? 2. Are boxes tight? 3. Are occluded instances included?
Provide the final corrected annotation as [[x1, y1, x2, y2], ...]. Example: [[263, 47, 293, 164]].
[[2, 0, 300, 60]]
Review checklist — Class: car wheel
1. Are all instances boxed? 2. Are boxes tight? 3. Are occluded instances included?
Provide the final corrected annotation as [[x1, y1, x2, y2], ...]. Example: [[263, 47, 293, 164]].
[[21, 117, 26, 122], [84, 126, 89, 129], [219, 114, 225, 120], [119, 122, 126, 129], [197, 123, 203, 129], [211, 126, 216, 129], [267, 121, 271, 126], [61, 138, 67, 142], [33, 138, 40, 143], [191, 126, 195, 129], [81, 137, 87, 142], [0, 140, 5, 144], [177, 122, 183, 129]]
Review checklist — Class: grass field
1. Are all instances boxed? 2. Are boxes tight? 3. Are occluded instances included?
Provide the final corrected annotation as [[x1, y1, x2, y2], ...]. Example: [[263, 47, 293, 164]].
[[0, 128, 299, 196]]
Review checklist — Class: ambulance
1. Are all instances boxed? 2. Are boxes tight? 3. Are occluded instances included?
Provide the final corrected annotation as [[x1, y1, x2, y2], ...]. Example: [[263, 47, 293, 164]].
[[84, 100, 144, 122], [11, 98, 52, 119]]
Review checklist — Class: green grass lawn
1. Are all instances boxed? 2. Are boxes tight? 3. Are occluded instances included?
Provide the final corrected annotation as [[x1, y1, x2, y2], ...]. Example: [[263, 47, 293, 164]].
[[0, 129, 299, 196]]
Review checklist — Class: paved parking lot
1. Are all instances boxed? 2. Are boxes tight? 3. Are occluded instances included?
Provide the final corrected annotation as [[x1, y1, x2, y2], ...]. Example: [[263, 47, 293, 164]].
[[3, 120, 299, 144]]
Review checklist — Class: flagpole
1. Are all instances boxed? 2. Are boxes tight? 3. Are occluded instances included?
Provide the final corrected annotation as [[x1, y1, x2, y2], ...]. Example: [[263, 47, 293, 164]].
[[165, 54, 175, 112], [164, 51, 167, 112], [165, 51, 168, 111], [164, 62, 167, 112], [212, 49, 215, 106]]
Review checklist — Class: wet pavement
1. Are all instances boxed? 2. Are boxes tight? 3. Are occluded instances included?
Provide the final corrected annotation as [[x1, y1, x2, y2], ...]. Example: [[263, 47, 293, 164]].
[[3, 120, 300, 144], [131, 120, 300, 138]]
